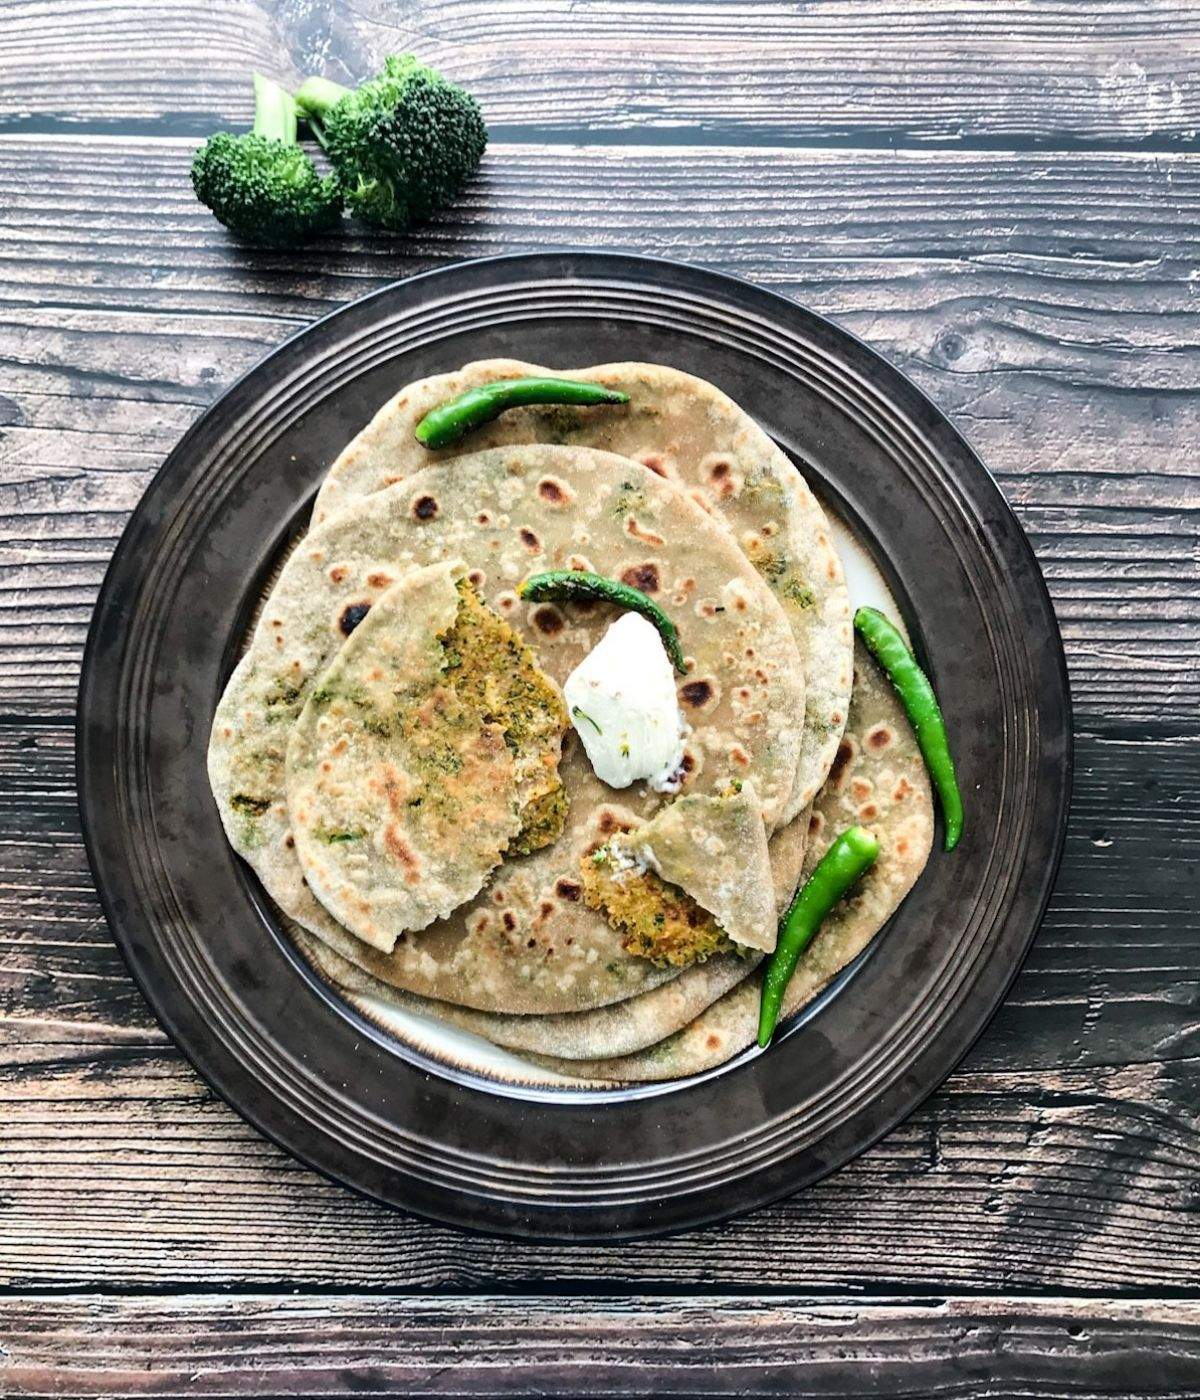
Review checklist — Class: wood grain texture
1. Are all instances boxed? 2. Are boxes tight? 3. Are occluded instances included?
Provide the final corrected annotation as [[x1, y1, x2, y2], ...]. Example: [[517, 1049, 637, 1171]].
[[4, 1294, 1200, 1398], [3, 723, 1198, 1292], [3, 0, 1200, 147], [2, 0, 1199, 1386], [1, 138, 1196, 719], [5, 1045, 1200, 1294]]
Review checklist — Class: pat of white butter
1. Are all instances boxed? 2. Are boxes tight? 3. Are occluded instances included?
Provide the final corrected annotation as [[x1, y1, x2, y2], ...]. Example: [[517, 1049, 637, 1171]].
[[562, 612, 685, 791]]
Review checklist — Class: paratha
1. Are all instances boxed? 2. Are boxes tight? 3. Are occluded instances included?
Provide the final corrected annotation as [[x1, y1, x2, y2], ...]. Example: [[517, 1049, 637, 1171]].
[[209, 444, 806, 1014], [311, 360, 853, 816], [529, 639, 935, 1079], [290, 809, 809, 1061], [285, 560, 568, 952]]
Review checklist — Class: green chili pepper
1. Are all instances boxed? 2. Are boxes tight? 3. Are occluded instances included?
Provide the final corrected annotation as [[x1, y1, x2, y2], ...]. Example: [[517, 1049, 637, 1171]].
[[518, 570, 687, 673], [757, 824, 879, 1047], [414, 377, 630, 449], [853, 606, 964, 852]]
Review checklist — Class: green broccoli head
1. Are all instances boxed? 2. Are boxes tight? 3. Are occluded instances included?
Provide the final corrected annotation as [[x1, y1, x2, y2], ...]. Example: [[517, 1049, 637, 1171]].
[[191, 75, 342, 248], [295, 56, 487, 231]]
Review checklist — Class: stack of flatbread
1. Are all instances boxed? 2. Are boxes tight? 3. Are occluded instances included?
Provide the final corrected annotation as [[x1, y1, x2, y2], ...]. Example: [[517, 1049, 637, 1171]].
[[208, 362, 933, 1083]]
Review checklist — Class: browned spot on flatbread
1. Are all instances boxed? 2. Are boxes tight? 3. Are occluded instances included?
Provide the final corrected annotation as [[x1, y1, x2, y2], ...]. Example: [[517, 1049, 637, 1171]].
[[851, 778, 873, 801], [626, 517, 665, 547], [519, 527, 541, 552], [477, 511, 492, 526], [503, 911, 517, 932], [532, 605, 564, 636], [893, 776, 914, 801], [537, 476, 571, 505], [637, 451, 668, 477], [412, 494, 438, 521], [867, 724, 895, 751], [366, 571, 394, 589], [808, 811, 825, 838], [328, 565, 348, 584], [707, 457, 738, 499], [620, 561, 661, 594], [338, 601, 371, 636], [468, 569, 485, 588], [597, 808, 631, 836], [680, 678, 717, 709], [382, 825, 421, 884], [858, 803, 879, 822], [730, 744, 751, 769], [829, 738, 857, 791], [555, 878, 582, 902], [706, 1033, 722, 1051], [381, 766, 407, 815]]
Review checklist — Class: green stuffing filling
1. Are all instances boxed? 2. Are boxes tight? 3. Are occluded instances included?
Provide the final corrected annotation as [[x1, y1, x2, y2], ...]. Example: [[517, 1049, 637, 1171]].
[[231, 793, 271, 817], [582, 843, 740, 969]]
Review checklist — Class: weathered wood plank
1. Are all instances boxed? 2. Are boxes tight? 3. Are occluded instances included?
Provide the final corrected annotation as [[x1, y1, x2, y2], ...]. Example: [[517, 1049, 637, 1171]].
[[3, 1294, 1200, 1398], [3, 0, 1200, 147], [5, 139, 1195, 325], [4, 1045, 1199, 1293], [3, 719, 1199, 1292], [1, 140, 1196, 718]]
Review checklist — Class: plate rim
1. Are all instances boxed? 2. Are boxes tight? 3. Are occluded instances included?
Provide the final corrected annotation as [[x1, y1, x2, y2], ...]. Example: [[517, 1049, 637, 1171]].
[[76, 250, 1072, 1239]]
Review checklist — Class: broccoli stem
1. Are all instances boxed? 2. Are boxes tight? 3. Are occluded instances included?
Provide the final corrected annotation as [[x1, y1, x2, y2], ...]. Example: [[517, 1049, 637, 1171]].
[[252, 72, 299, 144], [294, 76, 353, 120]]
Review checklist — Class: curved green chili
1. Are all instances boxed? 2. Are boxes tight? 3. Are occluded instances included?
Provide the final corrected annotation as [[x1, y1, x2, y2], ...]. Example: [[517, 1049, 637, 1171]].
[[758, 824, 879, 1047], [518, 569, 686, 673], [414, 377, 629, 449], [854, 606, 963, 852]]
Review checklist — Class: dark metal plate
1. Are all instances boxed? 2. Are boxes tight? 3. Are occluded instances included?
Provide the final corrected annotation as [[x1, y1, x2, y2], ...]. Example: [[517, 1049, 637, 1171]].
[[77, 252, 1071, 1239]]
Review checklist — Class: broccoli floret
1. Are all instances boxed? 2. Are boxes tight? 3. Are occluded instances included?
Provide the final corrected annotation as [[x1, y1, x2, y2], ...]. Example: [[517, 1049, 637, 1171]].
[[191, 74, 342, 247], [294, 55, 486, 231]]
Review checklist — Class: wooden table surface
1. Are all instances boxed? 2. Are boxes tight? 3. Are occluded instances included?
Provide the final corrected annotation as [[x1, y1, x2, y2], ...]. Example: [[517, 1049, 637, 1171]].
[[3, 2, 1198, 1395]]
